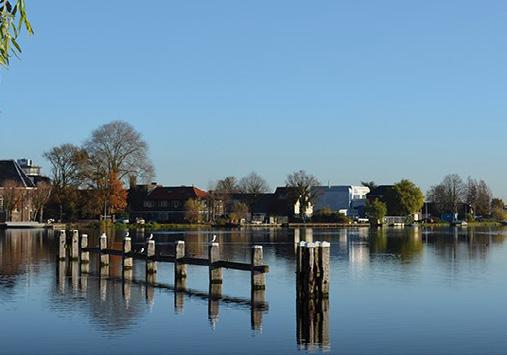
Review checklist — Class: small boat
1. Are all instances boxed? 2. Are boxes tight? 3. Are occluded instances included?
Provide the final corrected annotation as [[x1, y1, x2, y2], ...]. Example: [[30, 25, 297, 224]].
[[450, 220, 468, 227]]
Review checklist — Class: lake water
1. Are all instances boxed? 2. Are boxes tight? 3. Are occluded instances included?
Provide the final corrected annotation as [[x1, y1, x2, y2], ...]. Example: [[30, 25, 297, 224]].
[[1, 226, 507, 355]]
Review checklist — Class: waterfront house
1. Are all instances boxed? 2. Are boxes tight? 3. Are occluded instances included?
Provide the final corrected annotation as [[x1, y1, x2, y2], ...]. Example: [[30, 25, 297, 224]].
[[128, 184, 208, 223], [312, 185, 370, 218], [0, 160, 36, 222]]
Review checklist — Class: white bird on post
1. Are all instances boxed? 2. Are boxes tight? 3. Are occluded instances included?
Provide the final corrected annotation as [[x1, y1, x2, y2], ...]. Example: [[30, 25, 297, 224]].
[[209, 234, 217, 244]]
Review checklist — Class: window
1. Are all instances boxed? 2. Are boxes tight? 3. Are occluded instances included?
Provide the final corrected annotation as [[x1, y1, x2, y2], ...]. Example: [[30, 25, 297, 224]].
[[160, 200, 168, 208], [172, 201, 180, 208], [0, 196, 3, 211], [143, 200, 155, 208]]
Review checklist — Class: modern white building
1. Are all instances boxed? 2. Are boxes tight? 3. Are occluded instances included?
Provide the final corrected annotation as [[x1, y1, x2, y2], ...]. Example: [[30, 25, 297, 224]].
[[312, 185, 370, 218]]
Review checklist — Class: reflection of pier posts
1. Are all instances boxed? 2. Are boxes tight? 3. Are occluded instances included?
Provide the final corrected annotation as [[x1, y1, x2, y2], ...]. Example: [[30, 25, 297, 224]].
[[174, 241, 187, 314], [146, 273, 156, 305], [174, 278, 186, 314], [251, 288, 265, 332], [57, 260, 66, 294], [100, 266, 109, 301], [80, 263, 89, 291], [122, 269, 133, 307], [296, 241, 331, 351], [208, 283, 222, 330], [71, 261, 79, 291]]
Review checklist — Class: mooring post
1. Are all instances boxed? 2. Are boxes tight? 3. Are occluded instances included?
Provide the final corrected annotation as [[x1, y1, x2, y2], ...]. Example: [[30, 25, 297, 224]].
[[251, 245, 265, 290], [100, 233, 109, 266], [123, 237, 133, 271], [80, 234, 89, 265], [58, 230, 66, 261], [302, 242, 315, 299], [71, 230, 79, 261], [296, 241, 305, 297], [146, 240, 157, 275], [208, 242, 222, 284], [318, 241, 330, 298], [175, 240, 187, 284]]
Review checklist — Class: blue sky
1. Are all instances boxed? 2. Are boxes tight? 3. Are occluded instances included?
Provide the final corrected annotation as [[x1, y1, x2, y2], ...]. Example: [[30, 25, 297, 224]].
[[1, 0, 506, 197]]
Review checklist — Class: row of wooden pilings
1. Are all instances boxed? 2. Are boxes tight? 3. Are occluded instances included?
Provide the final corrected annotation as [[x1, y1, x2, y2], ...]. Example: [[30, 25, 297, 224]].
[[58, 230, 268, 293], [296, 241, 331, 351]]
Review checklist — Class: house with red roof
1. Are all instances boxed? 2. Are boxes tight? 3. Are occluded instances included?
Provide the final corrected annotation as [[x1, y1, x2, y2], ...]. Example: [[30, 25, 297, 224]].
[[128, 184, 209, 223]]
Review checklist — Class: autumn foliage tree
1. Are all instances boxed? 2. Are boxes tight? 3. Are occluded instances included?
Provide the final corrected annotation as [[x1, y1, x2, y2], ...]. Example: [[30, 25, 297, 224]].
[[106, 171, 127, 216]]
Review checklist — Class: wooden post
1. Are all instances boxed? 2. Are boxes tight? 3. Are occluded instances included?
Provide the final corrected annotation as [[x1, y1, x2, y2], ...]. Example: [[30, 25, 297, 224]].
[[208, 242, 222, 284], [123, 237, 133, 271], [71, 230, 79, 261], [100, 233, 109, 266], [146, 240, 157, 274], [296, 241, 305, 297], [175, 240, 187, 284], [80, 234, 89, 265], [251, 245, 265, 290], [58, 230, 66, 261], [302, 242, 315, 299], [318, 241, 330, 298]]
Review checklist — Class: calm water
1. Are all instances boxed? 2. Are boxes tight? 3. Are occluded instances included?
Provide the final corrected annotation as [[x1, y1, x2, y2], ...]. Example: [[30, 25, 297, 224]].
[[1, 226, 507, 355]]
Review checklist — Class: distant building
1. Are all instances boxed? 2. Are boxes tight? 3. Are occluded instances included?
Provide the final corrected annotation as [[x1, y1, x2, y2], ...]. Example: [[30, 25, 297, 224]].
[[128, 184, 208, 223], [0, 160, 37, 222], [312, 185, 370, 218], [215, 187, 313, 224], [17, 159, 50, 185]]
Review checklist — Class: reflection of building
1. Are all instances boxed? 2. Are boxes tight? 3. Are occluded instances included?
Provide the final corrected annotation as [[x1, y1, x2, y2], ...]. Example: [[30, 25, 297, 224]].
[[128, 184, 208, 223]]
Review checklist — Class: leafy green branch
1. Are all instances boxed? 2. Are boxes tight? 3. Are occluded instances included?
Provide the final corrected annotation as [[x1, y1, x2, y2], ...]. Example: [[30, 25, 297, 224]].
[[0, 0, 32, 67]]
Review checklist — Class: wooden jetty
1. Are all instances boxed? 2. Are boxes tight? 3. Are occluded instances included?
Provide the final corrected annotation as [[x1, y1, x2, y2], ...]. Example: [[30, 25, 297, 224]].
[[57, 230, 269, 295]]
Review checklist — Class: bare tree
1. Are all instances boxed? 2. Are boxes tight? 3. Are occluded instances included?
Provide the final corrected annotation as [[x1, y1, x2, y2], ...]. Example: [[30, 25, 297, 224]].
[[43, 143, 86, 221], [286, 170, 320, 218], [214, 176, 239, 194], [0, 180, 23, 221], [238, 172, 270, 194], [427, 174, 466, 214], [43, 144, 86, 188], [476, 179, 492, 216], [30, 181, 52, 222], [83, 120, 155, 183]]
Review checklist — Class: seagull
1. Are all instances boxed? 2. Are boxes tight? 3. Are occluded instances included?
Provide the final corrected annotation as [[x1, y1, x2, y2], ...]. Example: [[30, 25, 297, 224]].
[[125, 231, 129, 237], [209, 234, 217, 243], [146, 234, 154, 241], [139, 247, 145, 254]]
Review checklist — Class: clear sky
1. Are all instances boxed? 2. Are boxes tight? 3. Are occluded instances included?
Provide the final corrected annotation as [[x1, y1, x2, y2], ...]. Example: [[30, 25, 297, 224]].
[[1, 0, 506, 198]]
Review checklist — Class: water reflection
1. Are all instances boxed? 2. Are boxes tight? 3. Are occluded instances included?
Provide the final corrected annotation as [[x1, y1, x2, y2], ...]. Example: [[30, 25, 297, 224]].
[[1, 226, 507, 355], [52, 255, 270, 334]]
